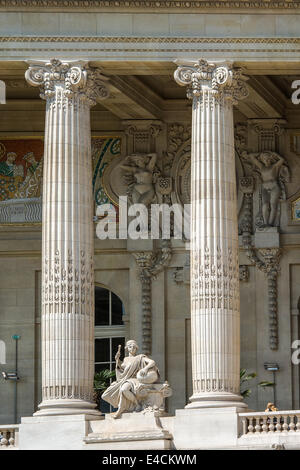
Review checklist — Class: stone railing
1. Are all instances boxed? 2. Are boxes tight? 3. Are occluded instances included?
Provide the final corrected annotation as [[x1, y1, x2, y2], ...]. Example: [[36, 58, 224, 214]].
[[238, 411, 300, 449], [239, 411, 300, 435], [0, 425, 19, 449]]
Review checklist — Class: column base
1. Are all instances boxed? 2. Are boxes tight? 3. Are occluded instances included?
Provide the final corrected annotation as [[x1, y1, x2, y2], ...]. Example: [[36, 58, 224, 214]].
[[186, 392, 248, 409], [34, 399, 102, 417], [19, 414, 103, 450], [173, 406, 246, 449]]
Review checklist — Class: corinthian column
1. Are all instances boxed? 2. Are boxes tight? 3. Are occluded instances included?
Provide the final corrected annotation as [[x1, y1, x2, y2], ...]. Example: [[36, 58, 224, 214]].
[[174, 60, 248, 408], [26, 59, 109, 416]]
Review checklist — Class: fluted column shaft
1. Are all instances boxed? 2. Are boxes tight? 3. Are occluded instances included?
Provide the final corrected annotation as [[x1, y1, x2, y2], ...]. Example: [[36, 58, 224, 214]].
[[175, 60, 248, 408], [26, 59, 109, 415]]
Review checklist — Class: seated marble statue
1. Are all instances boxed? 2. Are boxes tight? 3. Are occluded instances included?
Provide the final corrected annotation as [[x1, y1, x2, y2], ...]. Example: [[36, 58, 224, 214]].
[[102, 339, 160, 419]]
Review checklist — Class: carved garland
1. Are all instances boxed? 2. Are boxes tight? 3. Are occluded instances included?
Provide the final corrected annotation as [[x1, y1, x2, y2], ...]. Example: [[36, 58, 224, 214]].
[[242, 229, 281, 351], [191, 247, 240, 312], [133, 239, 172, 355], [43, 249, 94, 315]]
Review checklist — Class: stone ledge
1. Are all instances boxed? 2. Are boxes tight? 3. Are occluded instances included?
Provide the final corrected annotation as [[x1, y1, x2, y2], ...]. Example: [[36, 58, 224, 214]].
[[84, 430, 172, 443]]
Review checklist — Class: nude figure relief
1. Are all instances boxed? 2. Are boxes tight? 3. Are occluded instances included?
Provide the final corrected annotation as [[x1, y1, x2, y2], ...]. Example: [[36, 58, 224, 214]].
[[120, 153, 172, 207], [241, 150, 290, 228]]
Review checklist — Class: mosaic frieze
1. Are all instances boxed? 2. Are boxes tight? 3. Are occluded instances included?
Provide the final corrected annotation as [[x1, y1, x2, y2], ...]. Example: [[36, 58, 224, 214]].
[[0, 139, 43, 201]]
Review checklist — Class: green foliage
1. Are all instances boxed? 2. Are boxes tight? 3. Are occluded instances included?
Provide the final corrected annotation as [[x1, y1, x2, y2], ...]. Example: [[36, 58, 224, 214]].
[[93, 369, 116, 410], [94, 369, 116, 392], [240, 368, 274, 399]]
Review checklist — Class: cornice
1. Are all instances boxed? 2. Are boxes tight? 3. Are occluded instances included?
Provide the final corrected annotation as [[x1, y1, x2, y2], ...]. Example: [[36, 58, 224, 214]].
[[1, 36, 300, 43], [0, 0, 299, 11]]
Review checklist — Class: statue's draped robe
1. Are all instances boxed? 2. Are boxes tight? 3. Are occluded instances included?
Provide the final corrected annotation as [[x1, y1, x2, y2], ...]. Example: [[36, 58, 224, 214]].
[[102, 354, 157, 410]]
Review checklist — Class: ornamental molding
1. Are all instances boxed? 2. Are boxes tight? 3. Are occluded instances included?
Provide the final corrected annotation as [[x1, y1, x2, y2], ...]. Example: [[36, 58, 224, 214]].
[[1, 37, 300, 55], [174, 59, 248, 103], [0, 0, 299, 10], [25, 59, 109, 106], [133, 240, 172, 355], [2, 37, 300, 44]]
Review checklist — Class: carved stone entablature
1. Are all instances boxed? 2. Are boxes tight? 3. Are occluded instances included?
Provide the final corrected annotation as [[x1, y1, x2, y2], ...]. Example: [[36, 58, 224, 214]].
[[0, 0, 299, 10]]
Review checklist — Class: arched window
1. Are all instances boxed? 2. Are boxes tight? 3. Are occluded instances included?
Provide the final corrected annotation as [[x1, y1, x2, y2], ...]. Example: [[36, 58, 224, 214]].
[[94, 286, 125, 413], [95, 286, 124, 327]]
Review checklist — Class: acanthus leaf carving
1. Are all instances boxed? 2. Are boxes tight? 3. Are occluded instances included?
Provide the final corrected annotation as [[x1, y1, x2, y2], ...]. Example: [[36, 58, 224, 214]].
[[25, 59, 109, 108], [174, 59, 248, 104]]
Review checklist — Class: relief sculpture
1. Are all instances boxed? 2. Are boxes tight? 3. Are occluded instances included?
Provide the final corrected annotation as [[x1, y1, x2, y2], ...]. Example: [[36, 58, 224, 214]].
[[121, 153, 158, 206], [241, 150, 289, 228]]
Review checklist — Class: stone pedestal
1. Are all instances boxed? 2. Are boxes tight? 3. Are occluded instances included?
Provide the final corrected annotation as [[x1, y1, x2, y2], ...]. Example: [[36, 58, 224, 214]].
[[173, 407, 243, 449], [255, 226, 280, 248], [174, 59, 248, 409], [19, 414, 103, 450], [84, 413, 173, 450], [25, 59, 109, 416]]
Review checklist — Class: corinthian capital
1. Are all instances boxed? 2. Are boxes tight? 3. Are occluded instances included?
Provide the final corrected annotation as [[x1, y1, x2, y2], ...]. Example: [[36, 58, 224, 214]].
[[25, 58, 109, 106], [174, 59, 248, 103]]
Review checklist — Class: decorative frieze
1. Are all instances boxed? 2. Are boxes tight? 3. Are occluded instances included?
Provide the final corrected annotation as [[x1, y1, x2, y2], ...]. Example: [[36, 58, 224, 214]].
[[0, 0, 298, 10]]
